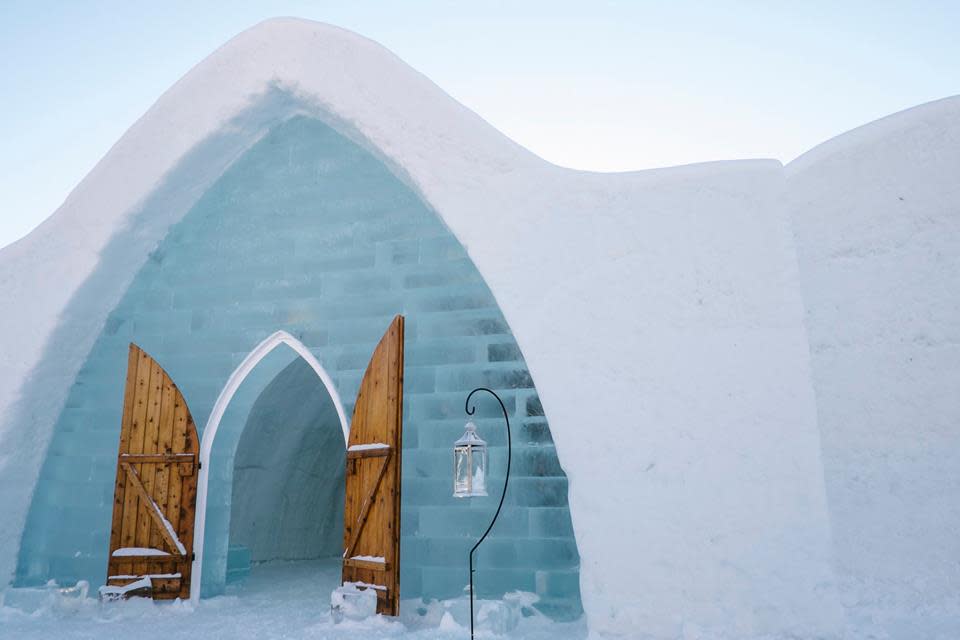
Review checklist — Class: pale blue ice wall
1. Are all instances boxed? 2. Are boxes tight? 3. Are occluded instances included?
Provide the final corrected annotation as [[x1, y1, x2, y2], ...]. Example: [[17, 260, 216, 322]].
[[14, 116, 581, 618]]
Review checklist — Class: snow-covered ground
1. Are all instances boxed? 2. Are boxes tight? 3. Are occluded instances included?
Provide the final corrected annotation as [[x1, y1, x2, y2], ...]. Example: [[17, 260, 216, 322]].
[[0, 560, 586, 640], [4, 567, 959, 640]]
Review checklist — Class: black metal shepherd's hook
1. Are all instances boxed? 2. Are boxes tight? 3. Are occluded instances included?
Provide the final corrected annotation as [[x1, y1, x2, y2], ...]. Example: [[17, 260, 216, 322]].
[[464, 387, 512, 640]]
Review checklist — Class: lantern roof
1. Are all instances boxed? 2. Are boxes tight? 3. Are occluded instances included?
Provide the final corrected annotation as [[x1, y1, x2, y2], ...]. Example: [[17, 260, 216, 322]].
[[455, 421, 487, 447]]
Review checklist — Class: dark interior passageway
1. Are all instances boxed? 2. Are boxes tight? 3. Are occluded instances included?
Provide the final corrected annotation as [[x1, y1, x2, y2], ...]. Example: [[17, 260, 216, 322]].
[[226, 357, 346, 583]]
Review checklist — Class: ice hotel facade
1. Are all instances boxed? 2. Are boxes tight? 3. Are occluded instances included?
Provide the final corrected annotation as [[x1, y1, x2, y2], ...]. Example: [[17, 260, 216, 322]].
[[0, 18, 959, 639]]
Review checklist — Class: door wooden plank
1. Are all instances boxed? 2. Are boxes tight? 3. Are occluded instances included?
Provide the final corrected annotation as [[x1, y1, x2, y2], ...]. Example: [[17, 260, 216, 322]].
[[121, 348, 152, 575], [119, 348, 148, 554], [341, 315, 404, 616], [384, 317, 403, 613], [150, 376, 176, 552], [165, 398, 186, 558], [118, 346, 140, 457], [136, 359, 164, 574], [175, 402, 199, 600], [109, 346, 141, 562]]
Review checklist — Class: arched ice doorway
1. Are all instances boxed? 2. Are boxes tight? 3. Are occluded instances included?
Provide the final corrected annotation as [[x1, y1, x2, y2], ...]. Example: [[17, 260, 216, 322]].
[[191, 331, 349, 602]]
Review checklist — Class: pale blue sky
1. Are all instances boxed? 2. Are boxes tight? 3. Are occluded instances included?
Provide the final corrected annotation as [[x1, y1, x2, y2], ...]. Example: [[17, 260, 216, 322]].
[[1, 1, 958, 248]]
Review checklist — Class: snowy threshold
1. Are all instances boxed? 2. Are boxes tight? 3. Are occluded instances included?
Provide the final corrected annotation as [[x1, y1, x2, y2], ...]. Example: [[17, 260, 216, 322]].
[[1, 561, 584, 639]]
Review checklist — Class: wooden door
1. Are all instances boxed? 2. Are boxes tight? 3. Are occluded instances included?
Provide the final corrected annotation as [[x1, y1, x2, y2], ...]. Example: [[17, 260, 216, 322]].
[[104, 344, 199, 600], [341, 315, 404, 615]]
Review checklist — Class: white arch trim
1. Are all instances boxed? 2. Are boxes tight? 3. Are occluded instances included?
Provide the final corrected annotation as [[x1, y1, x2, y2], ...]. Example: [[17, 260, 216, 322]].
[[190, 330, 350, 603]]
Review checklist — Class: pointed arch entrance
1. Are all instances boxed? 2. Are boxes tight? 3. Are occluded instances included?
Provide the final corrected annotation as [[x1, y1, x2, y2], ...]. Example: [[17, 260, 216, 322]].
[[191, 331, 349, 602]]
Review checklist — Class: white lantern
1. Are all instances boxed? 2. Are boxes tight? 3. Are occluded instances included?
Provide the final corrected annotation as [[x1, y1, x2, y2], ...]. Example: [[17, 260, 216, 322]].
[[453, 421, 488, 497]]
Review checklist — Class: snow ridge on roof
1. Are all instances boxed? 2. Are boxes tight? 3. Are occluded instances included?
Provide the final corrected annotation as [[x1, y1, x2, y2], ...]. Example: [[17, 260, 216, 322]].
[[787, 93, 960, 175]]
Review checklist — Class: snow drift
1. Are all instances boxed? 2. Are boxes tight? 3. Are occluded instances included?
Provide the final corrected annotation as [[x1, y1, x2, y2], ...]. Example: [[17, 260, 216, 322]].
[[0, 16, 957, 639]]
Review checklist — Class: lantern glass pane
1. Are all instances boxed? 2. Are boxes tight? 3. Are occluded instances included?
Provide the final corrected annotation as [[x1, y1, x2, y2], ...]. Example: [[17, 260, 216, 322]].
[[472, 446, 488, 496], [454, 445, 472, 497]]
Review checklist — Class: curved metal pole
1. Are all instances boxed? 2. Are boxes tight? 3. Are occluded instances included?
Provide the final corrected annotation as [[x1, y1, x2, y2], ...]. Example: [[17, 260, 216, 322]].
[[464, 387, 512, 640]]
